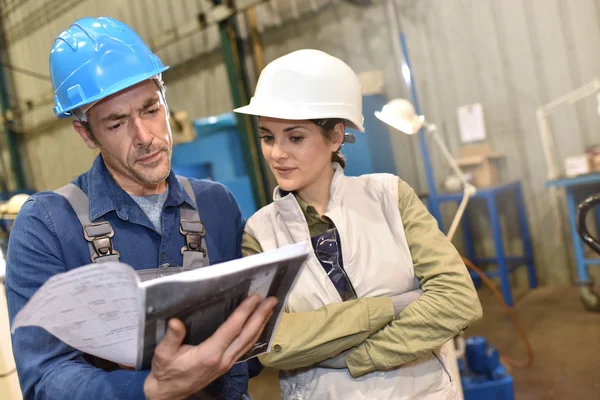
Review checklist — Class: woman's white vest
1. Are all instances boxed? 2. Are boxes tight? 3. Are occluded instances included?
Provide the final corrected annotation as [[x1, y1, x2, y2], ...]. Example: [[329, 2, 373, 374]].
[[245, 164, 459, 399]]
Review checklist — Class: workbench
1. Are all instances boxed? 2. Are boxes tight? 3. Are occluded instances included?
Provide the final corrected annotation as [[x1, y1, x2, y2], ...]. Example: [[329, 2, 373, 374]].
[[545, 173, 600, 286], [435, 181, 538, 307]]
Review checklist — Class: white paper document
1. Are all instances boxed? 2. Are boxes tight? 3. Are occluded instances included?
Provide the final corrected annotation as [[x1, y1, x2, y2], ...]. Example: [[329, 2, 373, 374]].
[[12, 242, 310, 369], [12, 262, 140, 366], [457, 102, 487, 143]]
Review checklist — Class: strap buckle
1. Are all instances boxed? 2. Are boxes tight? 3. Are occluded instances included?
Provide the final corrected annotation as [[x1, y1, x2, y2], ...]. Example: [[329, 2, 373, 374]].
[[180, 219, 207, 256], [83, 221, 120, 262]]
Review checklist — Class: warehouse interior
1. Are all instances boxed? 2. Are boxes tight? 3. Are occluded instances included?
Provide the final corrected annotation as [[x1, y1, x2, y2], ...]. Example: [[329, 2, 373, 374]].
[[0, 0, 599, 399]]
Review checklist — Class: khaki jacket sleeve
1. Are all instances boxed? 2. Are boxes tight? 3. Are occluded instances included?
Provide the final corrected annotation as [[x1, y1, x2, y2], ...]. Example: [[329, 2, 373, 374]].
[[241, 231, 395, 370], [345, 179, 483, 378], [241, 231, 263, 257], [258, 298, 394, 370]]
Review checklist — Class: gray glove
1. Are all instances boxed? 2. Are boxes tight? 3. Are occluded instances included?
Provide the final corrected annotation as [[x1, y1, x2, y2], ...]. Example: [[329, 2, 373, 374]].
[[317, 349, 351, 369], [391, 288, 424, 315], [317, 289, 424, 369]]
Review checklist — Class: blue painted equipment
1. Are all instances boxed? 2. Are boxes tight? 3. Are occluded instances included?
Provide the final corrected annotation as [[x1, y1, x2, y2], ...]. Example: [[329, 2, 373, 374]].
[[344, 93, 396, 177], [460, 336, 514, 400], [437, 181, 537, 307], [50, 16, 168, 118], [171, 112, 257, 220]]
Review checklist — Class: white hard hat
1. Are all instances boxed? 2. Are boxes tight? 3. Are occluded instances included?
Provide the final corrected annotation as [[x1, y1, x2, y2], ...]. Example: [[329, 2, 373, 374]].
[[234, 49, 365, 132]]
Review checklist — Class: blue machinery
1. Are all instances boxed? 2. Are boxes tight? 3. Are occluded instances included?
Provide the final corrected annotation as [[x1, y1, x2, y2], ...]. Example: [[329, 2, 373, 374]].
[[460, 337, 515, 400], [171, 112, 257, 220]]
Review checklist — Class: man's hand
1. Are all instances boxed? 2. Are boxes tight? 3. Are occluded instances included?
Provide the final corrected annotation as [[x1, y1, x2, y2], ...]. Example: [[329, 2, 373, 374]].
[[144, 294, 277, 400]]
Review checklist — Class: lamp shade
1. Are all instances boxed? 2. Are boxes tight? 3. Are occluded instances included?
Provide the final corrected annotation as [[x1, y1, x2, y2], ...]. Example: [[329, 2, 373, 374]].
[[374, 98, 425, 134]]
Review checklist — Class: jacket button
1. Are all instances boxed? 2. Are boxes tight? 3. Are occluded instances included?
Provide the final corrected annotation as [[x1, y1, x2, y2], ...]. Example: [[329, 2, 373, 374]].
[[273, 344, 282, 352]]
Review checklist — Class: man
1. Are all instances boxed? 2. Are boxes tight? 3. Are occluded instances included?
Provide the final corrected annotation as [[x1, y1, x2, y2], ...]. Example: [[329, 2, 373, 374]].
[[5, 16, 276, 400]]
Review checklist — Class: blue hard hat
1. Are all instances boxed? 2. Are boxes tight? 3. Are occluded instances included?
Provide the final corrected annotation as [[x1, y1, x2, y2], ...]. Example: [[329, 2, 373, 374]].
[[50, 17, 169, 118]]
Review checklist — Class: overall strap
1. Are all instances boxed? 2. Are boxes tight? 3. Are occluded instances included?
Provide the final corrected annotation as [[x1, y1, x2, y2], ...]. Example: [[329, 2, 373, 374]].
[[54, 183, 120, 263], [177, 176, 210, 268]]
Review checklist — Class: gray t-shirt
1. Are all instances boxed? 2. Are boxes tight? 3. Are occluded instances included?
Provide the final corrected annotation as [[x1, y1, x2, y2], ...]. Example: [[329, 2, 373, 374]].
[[130, 189, 169, 233]]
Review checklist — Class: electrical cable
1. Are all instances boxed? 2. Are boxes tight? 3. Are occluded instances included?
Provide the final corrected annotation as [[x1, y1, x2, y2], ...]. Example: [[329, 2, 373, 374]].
[[461, 256, 535, 369]]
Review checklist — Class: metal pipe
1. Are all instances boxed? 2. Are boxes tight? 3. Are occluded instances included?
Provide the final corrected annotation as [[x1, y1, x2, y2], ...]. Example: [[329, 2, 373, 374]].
[[246, 6, 265, 73], [539, 78, 600, 114], [398, 31, 443, 228], [214, 0, 268, 208], [428, 124, 477, 242], [0, 27, 25, 190]]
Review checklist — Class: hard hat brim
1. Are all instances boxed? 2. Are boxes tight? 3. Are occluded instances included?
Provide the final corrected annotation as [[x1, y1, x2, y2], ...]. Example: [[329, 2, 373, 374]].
[[234, 99, 365, 132], [54, 66, 169, 118]]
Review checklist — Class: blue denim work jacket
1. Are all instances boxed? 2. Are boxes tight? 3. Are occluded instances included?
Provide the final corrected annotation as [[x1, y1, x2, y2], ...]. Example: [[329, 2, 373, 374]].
[[5, 156, 250, 400]]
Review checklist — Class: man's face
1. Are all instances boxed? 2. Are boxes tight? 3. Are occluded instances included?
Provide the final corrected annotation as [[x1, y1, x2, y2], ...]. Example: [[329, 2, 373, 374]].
[[74, 80, 173, 190]]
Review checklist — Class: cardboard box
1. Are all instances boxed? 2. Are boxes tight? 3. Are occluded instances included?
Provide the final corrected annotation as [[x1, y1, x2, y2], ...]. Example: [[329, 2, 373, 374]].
[[564, 155, 592, 177], [356, 70, 384, 95], [455, 143, 504, 187]]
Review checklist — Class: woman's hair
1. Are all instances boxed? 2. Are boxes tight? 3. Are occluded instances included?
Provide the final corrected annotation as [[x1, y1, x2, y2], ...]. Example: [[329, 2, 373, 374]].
[[311, 118, 346, 168]]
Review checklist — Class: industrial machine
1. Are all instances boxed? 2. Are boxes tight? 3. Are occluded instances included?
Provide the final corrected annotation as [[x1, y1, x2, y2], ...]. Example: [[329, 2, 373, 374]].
[[171, 112, 258, 219], [459, 336, 515, 400]]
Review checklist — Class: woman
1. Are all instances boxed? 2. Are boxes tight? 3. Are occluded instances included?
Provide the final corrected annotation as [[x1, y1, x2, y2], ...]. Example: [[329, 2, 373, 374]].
[[236, 49, 482, 399]]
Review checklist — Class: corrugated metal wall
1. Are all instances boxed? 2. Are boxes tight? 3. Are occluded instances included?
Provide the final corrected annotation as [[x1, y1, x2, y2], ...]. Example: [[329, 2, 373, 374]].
[[1, 0, 599, 285], [392, 0, 600, 286]]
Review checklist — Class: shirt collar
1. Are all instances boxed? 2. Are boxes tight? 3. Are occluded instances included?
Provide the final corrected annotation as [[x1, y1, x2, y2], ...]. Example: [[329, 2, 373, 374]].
[[86, 155, 196, 222]]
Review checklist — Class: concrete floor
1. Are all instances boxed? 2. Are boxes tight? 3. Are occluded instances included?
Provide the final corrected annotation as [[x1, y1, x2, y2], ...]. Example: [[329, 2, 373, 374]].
[[248, 286, 600, 399], [468, 286, 600, 400]]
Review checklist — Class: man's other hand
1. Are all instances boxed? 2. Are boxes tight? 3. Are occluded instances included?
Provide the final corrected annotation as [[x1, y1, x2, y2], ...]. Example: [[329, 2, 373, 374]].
[[144, 294, 277, 400]]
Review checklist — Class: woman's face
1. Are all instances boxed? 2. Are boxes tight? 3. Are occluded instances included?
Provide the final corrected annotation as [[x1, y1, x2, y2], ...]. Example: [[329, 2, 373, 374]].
[[258, 117, 342, 193]]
